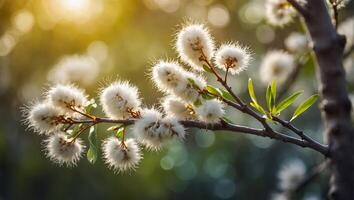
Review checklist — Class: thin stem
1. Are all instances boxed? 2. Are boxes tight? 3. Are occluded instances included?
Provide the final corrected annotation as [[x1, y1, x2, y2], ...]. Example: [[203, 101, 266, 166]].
[[197, 49, 328, 156], [224, 67, 230, 83], [70, 122, 96, 143]]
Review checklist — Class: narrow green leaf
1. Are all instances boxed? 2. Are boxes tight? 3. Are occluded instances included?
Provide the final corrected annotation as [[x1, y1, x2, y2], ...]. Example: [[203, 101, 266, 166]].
[[87, 125, 98, 164], [276, 91, 303, 113], [206, 85, 222, 96], [202, 64, 213, 73], [266, 84, 272, 112], [85, 99, 97, 114], [201, 93, 216, 100], [290, 94, 319, 121], [250, 102, 266, 115], [116, 127, 125, 139], [271, 80, 277, 102], [248, 78, 258, 103], [187, 78, 201, 90], [220, 89, 234, 102]]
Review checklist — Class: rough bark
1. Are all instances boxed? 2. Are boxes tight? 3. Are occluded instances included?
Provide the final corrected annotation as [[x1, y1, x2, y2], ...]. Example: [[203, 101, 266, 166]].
[[288, 0, 354, 199]]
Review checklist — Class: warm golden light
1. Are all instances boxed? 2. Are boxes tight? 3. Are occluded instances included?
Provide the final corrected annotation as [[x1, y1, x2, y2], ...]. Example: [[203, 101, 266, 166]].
[[59, 0, 90, 13], [42, 0, 103, 24]]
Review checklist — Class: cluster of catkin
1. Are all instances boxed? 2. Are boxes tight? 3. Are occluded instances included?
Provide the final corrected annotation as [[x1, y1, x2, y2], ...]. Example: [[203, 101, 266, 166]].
[[24, 23, 253, 173]]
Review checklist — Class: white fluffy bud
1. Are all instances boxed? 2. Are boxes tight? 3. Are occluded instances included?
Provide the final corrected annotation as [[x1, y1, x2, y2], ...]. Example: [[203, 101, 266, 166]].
[[176, 24, 215, 70], [215, 43, 251, 75], [265, 0, 296, 27], [133, 108, 185, 150], [151, 61, 206, 103], [196, 99, 225, 123], [285, 32, 308, 53], [278, 159, 306, 191], [102, 137, 142, 173], [100, 81, 141, 119], [44, 132, 85, 167], [260, 50, 295, 84], [26, 102, 62, 134], [161, 95, 195, 120], [47, 84, 88, 112]]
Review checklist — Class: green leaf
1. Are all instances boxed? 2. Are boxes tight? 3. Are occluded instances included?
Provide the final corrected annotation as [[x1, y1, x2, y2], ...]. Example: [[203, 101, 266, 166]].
[[266, 80, 277, 114], [85, 99, 97, 114], [201, 93, 216, 100], [266, 84, 272, 112], [248, 78, 258, 104], [202, 64, 213, 73], [250, 102, 266, 115], [220, 89, 234, 102], [206, 85, 222, 96], [276, 91, 303, 113], [271, 80, 277, 102], [290, 94, 319, 121], [87, 125, 98, 164], [116, 127, 125, 139], [187, 78, 201, 90]]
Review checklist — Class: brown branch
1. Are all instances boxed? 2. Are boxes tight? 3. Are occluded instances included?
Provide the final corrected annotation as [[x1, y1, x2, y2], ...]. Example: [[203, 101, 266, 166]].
[[64, 116, 329, 155], [288, 0, 354, 199]]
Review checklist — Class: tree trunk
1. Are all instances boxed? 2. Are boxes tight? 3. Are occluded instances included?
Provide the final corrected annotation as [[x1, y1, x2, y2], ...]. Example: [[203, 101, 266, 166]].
[[298, 0, 354, 199]]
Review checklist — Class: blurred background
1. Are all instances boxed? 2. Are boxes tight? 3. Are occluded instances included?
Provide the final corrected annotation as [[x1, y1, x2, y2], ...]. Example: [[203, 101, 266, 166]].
[[0, 0, 353, 199]]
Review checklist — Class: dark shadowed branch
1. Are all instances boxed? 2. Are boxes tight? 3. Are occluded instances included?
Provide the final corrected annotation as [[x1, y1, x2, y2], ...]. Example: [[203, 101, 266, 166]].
[[287, 0, 354, 199]]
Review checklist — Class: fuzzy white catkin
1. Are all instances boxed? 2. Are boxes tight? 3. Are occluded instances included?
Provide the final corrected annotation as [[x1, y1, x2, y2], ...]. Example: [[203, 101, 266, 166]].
[[338, 17, 354, 52], [46, 84, 88, 112], [260, 50, 295, 84], [196, 99, 225, 123], [133, 108, 185, 150], [161, 95, 194, 120], [285, 32, 308, 53], [278, 159, 306, 191], [265, 0, 296, 27], [176, 24, 215, 71], [27, 102, 62, 134], [214, 43, 251, 75], [102, 137, 142, 173], [151, 61, 206, 103], [47, 55, 99, 86], [100, 81, 141, 119], [44, 132, 85, 167]]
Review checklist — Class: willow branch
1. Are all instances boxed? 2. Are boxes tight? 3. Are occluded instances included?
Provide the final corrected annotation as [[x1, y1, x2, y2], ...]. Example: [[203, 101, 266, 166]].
[[65, 116, 329, 155]]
